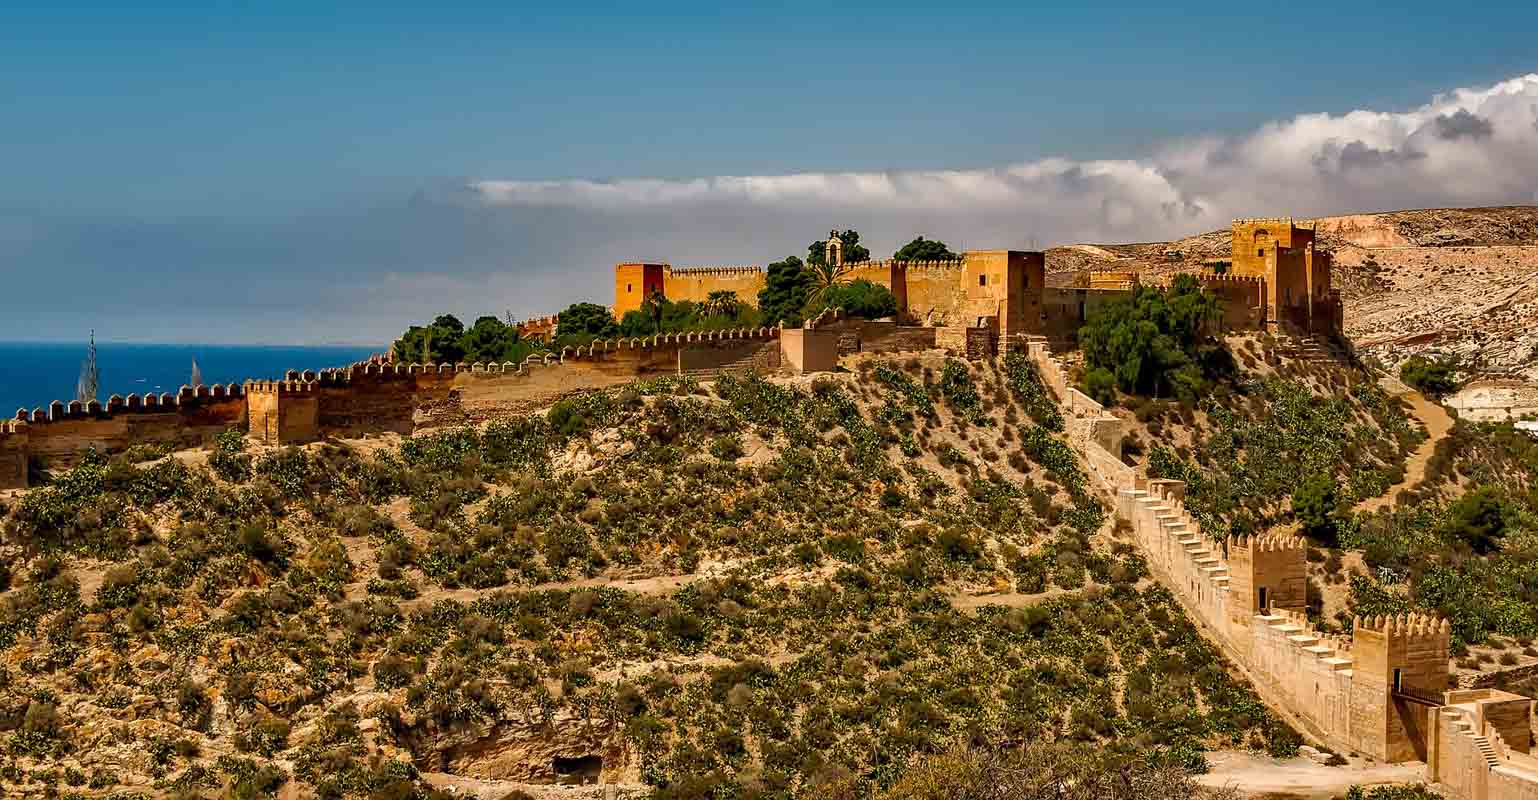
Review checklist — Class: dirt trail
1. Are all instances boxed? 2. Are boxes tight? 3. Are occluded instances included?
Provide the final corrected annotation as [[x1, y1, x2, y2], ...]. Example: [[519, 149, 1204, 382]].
[[1356, 387, 1455, 513], [1198, 750, 1424, 799]]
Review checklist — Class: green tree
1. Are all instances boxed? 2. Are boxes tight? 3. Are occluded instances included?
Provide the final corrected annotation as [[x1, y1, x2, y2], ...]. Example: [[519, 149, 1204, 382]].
[[893, 236, 958, 261], [1441, 487, 1509, 554], [701, 290, 741, 319], [1399, 354, 1460, 398], [807, 279, 898, 319], [1292, 473, 1342, 543], [758, 256, 813, 327], [458, 316, 522, 363], [556, 303, 619, 339], [1076, 275, 1230, 401], [392, 314, 468, 364]]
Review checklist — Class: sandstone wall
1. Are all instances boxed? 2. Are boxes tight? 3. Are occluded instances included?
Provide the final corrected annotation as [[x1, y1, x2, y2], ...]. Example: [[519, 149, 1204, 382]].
[[903, 262, 966, 325], [780, 329, 839, 375], [0, 421, 28, 489], [17, 387, 248, 465], [662, 266, 766, 308]]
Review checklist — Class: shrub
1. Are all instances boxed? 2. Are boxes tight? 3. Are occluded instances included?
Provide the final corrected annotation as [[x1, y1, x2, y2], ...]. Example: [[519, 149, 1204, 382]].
[[1398, 354, 1459, 398]]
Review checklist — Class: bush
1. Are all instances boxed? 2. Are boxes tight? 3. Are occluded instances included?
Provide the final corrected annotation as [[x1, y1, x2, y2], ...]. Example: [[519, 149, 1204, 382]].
[[807, 279, 899, 320], [1292, 473, 1341, 543], [1076, 275, 1232, 401], [1399, 354, 1460, 398], [1082, 368, 1118, 407]]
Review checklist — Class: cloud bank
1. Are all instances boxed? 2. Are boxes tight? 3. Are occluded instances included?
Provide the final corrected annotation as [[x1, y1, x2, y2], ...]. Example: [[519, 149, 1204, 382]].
[[468, 73, 1538, 247], [4, 73, 1538, 344]]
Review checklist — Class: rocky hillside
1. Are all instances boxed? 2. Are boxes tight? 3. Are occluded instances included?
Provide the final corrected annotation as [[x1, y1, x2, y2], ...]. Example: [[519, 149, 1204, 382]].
[[1047, 206, 1538, 382], [0, 353, 1335, 800]]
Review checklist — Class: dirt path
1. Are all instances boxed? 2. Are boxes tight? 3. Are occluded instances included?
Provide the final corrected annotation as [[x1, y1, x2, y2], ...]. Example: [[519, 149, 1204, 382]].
[[1197, 750, 1426, 799], [1356, 387, 1455, 513]]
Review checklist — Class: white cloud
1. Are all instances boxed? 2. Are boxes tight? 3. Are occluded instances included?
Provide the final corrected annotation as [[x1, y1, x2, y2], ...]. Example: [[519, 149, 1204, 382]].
[[7, 72, 1538, 344], [468, 72, 1538, 251]]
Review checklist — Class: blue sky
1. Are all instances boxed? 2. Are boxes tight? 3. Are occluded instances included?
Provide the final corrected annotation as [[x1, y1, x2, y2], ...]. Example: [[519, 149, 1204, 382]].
[[3, 1, 1537, 344]]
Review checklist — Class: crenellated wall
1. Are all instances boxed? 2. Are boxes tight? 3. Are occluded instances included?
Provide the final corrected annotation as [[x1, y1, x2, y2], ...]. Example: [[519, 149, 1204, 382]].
[[1025, 339, 1537, 798], [0, 328, 788, 476], [9, 384, 250, 477]]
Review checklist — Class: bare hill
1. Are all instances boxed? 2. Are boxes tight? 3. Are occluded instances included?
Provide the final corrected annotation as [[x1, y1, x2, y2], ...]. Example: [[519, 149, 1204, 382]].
[[1049, 206, 1538, 381]]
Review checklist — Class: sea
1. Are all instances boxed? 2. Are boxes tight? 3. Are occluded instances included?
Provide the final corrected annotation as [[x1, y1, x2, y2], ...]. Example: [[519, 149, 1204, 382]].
[[0, 342, 380, 416]]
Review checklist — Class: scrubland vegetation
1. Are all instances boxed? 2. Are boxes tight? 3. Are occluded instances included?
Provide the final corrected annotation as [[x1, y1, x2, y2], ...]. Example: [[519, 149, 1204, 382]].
[[0, 355, 1301, 799]]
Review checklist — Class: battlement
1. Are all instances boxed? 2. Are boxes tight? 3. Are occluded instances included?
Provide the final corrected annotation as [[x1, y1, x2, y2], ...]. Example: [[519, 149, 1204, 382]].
[[15, 382, 247, 425], [245, 379, 318, 396], [1354, 613, 1452, 641], [1234, 216, 1315, 229], [1229, 532, 1307, 553], [665, 264, 763, 277]]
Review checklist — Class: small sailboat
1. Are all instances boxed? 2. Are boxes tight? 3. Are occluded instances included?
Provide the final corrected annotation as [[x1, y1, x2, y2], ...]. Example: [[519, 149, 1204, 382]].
[[190, 357, 204, 387]]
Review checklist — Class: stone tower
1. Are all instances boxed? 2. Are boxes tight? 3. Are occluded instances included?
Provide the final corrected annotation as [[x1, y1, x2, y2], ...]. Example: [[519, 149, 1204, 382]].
[[245, 380, 319, 445], [613, 263, 668, 319], [1229, 218, 1336, 334], [1349, 614, 1452, 762], [1226, 533, 1308, 623]]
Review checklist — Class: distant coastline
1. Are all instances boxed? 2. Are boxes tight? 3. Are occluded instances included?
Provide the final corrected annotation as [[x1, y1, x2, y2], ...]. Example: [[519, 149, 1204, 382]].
[[0, 342, 379, 416]]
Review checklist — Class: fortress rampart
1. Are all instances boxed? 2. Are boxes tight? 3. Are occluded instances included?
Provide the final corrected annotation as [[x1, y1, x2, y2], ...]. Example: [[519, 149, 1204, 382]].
[[1024, 341, 1538, 799], [0, 328, 783, 489]]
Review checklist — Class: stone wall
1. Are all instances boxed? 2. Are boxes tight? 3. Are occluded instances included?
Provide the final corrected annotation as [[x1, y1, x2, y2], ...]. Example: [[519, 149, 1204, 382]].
[[0, 421, 28, 490], [14, 386, 250, 468], [779, 329, 839, 375], [662, 266, 767, 309], [1032, 332, 1538, 797]]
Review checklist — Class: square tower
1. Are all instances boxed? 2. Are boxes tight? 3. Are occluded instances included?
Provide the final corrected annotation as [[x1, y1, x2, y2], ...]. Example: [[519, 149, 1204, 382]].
[[245, 380, 319, 445], [1349, 614, 1451, 762], [1226, 533, 1308, 623], [960, 250, 1046, 342], [614, 263, 667, 319]]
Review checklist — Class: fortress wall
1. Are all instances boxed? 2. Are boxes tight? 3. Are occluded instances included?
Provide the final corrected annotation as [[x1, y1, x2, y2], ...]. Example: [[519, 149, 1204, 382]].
[[0, 423, 28, 489], [1188, 274, 1267, 331], [1041, 287, 1130, 340], [803, 318, 939, 356], [662, 267, 766, 307], [19, 389, 248, 465], [903, 261, 966, 325], [678, 339, 781, 374]]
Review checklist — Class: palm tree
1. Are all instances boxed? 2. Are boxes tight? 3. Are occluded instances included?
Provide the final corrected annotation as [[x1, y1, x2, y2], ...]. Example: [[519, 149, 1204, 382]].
[[702, 290, 740, 319], [806, 258, 851, 308]]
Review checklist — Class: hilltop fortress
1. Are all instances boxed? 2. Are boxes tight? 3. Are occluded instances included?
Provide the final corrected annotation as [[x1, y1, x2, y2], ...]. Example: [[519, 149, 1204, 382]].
[[616, 220, 1342, 339], [1, 219, 1339, 491], [1, 218, 1535, 800]]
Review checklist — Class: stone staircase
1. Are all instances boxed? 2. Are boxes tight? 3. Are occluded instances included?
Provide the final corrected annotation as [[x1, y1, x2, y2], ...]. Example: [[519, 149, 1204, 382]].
[[681, 353, 767, 380]]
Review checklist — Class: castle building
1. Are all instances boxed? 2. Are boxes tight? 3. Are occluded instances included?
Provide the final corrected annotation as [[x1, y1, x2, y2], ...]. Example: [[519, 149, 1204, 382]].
[[613, 218, 1343, 348], [1229, 217, 1341, 335]]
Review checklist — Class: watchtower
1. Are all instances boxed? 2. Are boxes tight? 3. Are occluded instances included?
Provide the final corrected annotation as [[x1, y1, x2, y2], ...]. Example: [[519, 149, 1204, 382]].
[[1226, 533, 1308, 623], [245, 380, 319, 445], [1229, 218, 1335, 333], [825, 230, 844, 267], [1349, 614, 1452, 762], [614, 263, 667, 319]]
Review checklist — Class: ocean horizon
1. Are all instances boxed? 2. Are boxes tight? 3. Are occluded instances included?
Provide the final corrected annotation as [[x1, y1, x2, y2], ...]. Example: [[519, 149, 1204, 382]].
[[0, 341, 381, 417]]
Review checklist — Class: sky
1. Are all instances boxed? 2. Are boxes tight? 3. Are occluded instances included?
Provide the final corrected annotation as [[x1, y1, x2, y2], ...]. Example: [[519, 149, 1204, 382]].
[[2, 1, 1537, 346]]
